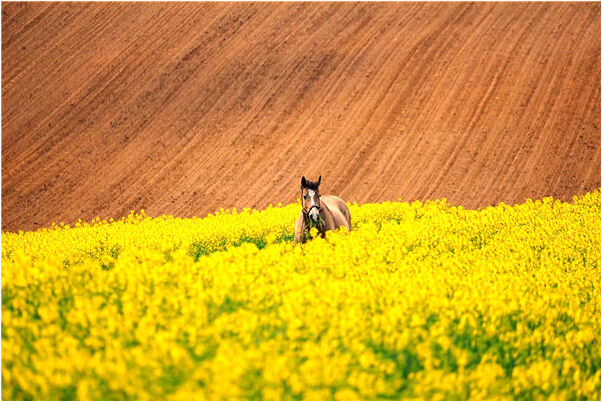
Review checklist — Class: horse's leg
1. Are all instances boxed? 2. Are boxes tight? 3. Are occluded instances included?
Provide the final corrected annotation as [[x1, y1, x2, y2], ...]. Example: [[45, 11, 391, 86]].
[[294, 212, 306, 243]]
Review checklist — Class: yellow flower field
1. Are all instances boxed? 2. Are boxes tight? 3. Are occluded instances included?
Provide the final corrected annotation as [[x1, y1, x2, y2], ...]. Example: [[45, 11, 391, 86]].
[[2, 191, 600, 400]]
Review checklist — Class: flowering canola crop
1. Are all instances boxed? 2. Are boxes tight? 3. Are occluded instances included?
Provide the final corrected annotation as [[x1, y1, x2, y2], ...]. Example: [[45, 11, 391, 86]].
[[2, 191, 600, 400]]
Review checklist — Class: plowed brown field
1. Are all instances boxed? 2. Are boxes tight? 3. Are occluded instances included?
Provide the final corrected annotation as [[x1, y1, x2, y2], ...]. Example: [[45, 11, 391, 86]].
[[2, 2, 600, 232]]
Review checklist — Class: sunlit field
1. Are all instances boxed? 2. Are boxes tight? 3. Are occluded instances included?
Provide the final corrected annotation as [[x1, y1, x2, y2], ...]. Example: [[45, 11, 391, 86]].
[[2, 191, 600, 400]]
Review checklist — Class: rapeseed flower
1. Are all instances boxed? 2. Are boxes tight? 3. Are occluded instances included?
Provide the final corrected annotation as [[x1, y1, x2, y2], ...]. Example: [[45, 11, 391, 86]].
[[1, 191, 600, 400]]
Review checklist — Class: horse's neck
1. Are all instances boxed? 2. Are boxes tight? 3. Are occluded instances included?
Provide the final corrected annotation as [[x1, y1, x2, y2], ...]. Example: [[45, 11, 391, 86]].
[[302, 207, 332, 235], [319, 203, 335, 230]]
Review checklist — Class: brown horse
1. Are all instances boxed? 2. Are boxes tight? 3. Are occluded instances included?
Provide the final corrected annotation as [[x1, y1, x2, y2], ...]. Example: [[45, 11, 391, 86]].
[[294, 176, 351, 243]]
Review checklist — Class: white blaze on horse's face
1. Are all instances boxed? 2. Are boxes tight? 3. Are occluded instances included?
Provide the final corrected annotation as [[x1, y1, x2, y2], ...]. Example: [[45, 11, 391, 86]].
[[306, 189, 320, 223]]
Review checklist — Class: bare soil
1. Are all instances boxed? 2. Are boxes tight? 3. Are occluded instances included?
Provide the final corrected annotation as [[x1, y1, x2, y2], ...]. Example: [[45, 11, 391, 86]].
[[2, 2, 600, 232]]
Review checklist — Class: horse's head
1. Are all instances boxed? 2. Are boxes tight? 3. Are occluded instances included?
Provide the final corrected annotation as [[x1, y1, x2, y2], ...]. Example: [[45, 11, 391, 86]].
[[301, 175, 322, 224]]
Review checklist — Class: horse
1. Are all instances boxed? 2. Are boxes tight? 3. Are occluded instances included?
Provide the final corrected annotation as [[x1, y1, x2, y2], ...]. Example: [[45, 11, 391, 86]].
[[294, 176, 352, 243]]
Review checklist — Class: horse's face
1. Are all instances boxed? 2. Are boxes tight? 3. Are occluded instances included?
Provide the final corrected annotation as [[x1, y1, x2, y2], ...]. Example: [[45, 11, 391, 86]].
[[301, 176, 321, 224], [303, 187, 321, 223]]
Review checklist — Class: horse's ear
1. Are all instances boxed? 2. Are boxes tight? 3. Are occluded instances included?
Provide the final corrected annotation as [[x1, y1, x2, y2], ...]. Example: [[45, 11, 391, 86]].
[[301, 176, 307, 188], [317, 175, 321, 186]]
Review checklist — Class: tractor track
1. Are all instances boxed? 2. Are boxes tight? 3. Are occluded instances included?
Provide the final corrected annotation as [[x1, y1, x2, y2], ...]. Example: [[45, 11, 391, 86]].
[[2, 2, 600, 232]]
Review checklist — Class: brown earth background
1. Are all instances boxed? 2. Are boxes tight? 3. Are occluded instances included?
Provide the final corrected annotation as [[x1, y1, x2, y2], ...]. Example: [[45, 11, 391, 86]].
[[2, 2, 600, 233]]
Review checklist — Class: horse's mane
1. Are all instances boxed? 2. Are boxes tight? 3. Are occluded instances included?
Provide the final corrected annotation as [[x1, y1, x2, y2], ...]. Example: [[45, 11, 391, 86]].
[[304, 180, 320, 190]]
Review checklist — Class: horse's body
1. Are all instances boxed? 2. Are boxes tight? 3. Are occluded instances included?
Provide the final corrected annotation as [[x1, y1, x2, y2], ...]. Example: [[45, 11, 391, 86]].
[[294, 177, 351, 243]]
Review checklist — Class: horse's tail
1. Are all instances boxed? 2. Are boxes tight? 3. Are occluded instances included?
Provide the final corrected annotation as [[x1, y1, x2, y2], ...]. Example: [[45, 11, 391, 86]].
[[344, 203, 352, 230]]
